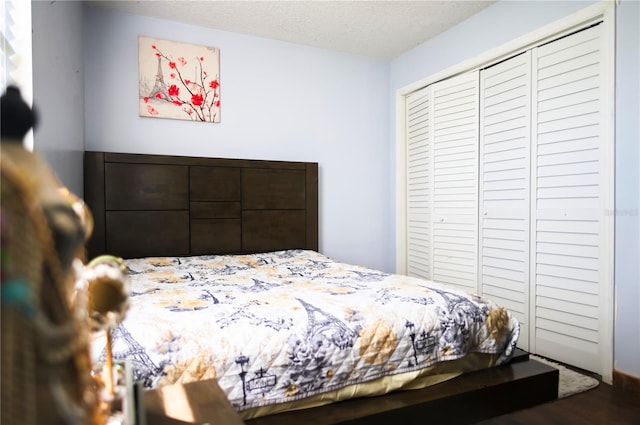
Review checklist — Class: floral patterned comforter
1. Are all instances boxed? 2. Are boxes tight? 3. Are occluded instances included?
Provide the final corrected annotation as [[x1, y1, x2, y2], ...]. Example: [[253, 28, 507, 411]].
[[97, 249, 519, 413]]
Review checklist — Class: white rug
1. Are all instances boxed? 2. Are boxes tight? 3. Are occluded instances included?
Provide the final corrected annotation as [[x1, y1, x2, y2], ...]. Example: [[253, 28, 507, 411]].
[[530, 355, 600, 398]]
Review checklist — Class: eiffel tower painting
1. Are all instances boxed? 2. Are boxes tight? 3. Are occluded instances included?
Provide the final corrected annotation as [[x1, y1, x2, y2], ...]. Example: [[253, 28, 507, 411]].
[[98, 324, 163, 387], [147, 55, 170, 100], [138, 36, 221, 122]]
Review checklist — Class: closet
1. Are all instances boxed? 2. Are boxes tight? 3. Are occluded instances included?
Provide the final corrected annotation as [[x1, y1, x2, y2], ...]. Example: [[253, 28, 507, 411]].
[[404, 22, 612, 376]]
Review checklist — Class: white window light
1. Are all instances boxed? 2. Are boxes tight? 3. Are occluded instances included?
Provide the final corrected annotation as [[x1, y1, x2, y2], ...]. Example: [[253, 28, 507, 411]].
[[1, 0, 33, 150]]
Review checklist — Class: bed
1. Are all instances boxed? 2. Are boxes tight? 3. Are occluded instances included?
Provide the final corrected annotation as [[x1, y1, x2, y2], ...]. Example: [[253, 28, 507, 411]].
[[84, 151, 558, 424]]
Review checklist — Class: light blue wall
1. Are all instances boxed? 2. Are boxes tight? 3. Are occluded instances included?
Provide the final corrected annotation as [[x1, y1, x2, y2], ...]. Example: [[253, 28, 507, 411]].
[[81, 5, 392, 272], [31, 0, 85, 196], [390, 0, 640, 377], [613, 0, 640, 378]]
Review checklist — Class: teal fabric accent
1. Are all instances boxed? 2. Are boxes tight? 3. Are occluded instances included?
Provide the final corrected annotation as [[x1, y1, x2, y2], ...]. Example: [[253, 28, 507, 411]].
[[1, 279, 35, 316]]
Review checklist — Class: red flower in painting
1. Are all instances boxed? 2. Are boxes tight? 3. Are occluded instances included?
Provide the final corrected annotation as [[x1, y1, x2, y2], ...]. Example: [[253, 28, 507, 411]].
[[168, 84, 180, 97], [191, 94, 204, 106], [146, 43, 221, 122]]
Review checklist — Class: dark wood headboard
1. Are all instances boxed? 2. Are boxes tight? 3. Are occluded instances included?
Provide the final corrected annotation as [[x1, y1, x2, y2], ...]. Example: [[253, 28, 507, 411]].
[[83, 151, 318, 259]]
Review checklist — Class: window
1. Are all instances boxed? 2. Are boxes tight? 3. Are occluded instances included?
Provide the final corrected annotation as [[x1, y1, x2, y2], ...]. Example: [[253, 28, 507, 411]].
[[1, 0, 33, 150]]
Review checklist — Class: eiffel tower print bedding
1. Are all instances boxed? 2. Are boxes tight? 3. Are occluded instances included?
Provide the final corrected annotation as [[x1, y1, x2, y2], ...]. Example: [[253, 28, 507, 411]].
[[92, 249, 520, 419]]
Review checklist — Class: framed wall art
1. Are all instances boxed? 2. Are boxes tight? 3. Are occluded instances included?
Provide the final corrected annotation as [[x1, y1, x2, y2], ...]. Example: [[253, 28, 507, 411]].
[[138, 36, 220, 123]]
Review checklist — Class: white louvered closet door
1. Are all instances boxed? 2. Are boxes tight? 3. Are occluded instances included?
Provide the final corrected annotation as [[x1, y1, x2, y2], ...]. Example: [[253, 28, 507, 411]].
[[403, 18, 611, 377], [431, 71, 479, 293], [479, 52, 532, 350], [406, 86, 432, 279], [530, 23, 608, 373]]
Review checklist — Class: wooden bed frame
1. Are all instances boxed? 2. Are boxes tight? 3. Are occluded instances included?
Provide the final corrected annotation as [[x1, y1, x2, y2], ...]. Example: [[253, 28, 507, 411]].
[[83, 151, 559, 424], [83, 151, 318, 259]]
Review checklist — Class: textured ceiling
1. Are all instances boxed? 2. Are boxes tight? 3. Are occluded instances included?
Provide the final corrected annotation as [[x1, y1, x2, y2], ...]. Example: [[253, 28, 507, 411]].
[[87, 0, 496, 60]]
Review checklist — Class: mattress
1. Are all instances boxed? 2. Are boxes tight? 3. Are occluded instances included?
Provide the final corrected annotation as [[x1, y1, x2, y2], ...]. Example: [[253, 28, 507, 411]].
[[93, 249, 519, 419]]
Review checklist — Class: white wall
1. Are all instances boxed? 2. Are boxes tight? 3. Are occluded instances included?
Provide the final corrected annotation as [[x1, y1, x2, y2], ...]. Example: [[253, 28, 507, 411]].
[[82, 5, 393, 272], [31, 0, 85, 196], [390, 0, 639, 378]]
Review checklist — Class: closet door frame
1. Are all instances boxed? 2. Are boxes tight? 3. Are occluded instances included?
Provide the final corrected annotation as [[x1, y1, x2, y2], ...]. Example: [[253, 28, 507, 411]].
[[396, 2, 615, 382]]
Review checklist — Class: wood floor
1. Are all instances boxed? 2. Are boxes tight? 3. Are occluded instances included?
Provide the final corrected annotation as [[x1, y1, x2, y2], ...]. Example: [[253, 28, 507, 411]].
[[475, 380, 640, 425]]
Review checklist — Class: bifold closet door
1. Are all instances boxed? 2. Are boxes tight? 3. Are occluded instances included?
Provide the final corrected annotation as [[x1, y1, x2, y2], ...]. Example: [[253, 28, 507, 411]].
[[479, 52, 532, 351], [404, 19, 610, 376], [430, 71, 479, 293], [530, 23, 608, 373], [405, 72, 480, 292], [406, 86, 432, 279]]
